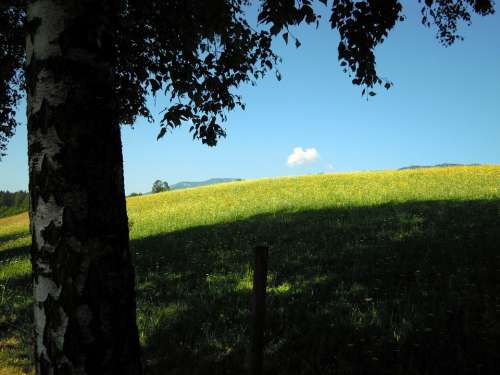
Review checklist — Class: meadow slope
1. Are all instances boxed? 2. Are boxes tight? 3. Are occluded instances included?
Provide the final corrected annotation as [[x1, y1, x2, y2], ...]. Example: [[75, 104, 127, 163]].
[[1, 165, 499, 374]]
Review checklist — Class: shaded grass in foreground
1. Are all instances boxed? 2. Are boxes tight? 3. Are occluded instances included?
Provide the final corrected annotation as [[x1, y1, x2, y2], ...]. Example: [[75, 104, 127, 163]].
[[1, 200, 499, 374], [134, 199, 500, 375]]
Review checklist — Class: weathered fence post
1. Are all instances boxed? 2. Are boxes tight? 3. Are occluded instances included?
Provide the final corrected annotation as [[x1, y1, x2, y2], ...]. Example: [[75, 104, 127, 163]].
[[249, 245, 269, 375]]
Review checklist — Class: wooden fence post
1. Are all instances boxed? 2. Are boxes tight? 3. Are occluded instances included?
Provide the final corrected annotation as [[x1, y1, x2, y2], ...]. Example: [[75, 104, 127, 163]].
[[249, 245, 269, 375]]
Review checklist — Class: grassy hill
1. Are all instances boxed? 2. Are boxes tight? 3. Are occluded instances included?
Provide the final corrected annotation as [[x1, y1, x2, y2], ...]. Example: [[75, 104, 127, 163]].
[[1, 165, 499, 374]]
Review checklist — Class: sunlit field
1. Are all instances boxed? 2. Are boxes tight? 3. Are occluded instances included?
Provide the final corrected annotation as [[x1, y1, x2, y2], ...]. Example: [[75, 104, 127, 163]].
[[1, 165, 499, 374]]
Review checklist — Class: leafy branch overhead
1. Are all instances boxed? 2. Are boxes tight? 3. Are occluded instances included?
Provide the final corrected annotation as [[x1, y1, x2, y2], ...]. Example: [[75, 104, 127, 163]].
[[0, 0, 495, 153], [0, 0, 25, 158]]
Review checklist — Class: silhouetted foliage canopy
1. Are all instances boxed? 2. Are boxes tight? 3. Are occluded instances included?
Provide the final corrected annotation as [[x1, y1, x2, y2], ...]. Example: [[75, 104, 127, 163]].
[[0, 0, 495, 157]]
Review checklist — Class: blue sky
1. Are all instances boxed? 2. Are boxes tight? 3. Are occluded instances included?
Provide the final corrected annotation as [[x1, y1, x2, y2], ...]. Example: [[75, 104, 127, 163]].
[[1, 2, 499, 194]]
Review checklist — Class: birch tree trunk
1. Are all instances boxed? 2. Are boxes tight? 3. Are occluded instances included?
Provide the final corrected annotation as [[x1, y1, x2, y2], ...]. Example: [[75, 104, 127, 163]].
[[25, 1, 142, 373]]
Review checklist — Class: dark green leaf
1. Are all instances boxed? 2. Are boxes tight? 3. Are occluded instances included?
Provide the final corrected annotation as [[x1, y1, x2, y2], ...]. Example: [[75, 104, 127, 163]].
[[149, 79, 160, 94], [282, 32, 289, 44], [157, 127, 167, 140]]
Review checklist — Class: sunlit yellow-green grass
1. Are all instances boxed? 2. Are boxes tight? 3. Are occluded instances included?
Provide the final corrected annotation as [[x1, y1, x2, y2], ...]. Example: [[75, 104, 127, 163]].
[[127, 165, 499, 237], [0, 213, 32, 374], [1, 165, 500, 374]]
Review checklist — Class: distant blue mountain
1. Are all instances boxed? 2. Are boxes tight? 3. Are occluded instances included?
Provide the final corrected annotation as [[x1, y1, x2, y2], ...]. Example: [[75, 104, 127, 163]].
[[170, 178, 242, 190], [398, 163, 480, 170]]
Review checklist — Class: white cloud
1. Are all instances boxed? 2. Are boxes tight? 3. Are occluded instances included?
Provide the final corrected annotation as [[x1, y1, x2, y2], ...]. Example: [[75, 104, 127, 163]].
[[287, 147, 320, 167]]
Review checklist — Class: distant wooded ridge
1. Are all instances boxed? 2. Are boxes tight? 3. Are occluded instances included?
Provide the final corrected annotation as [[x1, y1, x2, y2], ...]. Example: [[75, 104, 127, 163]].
[[0, 190, 29, 218]]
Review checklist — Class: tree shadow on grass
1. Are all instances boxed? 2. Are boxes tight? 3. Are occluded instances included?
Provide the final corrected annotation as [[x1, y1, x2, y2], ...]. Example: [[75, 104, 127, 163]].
[[0, 245, 29, 264], [0, 271, 33, 371], [132, 199, 500, 375], [0, 232, 29, 245], [0, 234, 32, 371]]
